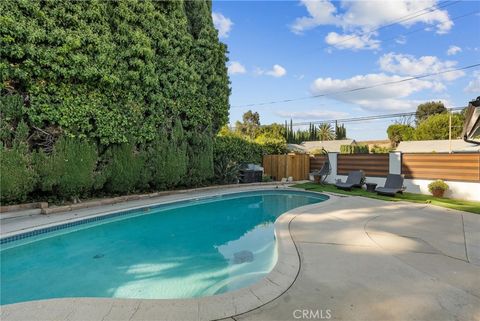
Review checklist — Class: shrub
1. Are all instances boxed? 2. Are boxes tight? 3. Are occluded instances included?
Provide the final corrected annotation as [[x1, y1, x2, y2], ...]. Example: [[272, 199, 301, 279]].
[[185, 131, 214, 186], [340, 144, 369, 154], [147, 121, 188, 189], [340, 145, 352, 154], [213, 154, 241, 184], [34, 137, 97, 200], [214, 136, 264, 165], [103, 143, 146, 194], [0, 146, 37, 203], [33, 149, 57, 194], [213, 136, 265, 184], [370, 145, 393, 153], [428, 180, 449, 193]]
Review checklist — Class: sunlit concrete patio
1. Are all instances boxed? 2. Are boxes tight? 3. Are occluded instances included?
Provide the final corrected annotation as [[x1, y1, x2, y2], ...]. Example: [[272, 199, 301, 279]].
[[233, 194, 480, 321], [1, 187, 479, 321]]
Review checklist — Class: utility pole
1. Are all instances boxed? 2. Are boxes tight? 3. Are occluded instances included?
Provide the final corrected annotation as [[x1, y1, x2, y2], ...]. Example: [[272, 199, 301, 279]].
[[449, 111, 452, 154]]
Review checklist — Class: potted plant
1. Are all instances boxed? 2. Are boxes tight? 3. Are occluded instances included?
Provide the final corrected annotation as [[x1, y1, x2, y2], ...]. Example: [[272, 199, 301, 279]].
[[428, 180, 449, 198]]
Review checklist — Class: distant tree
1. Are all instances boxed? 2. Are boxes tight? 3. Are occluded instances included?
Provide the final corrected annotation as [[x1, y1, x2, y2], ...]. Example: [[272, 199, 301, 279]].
[[318, 123, 335, 141], [335, 124, 347, 140], [414, 113, 464, 140], [259, 123, 285, 140], [235, 110, 260, 139], [416, 101, 447, 123], [387, 124, 415, 146]]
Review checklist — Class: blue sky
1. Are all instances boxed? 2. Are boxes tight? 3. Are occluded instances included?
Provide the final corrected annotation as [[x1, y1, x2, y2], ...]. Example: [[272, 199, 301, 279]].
[[211, 0, 480, 140]]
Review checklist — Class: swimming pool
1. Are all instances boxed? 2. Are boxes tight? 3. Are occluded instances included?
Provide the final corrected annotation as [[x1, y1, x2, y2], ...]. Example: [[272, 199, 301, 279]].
[[0, 190, 328, 305]]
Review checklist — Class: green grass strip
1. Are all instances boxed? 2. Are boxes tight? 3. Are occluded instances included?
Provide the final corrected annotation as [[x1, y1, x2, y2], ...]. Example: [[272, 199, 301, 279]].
[[291, 183, 480, 214]]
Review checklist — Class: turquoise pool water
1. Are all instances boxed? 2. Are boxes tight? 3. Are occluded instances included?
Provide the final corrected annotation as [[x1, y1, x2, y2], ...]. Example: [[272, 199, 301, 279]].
[[0, 190, 327, 305]]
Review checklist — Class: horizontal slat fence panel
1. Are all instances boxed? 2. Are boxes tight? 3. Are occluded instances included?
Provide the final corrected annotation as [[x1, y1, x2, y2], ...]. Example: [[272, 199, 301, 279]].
[[402, 153, 480, 182], [263, 154, 310, 181], [337, 154, 389, 177], [310, 156, 327, 171]]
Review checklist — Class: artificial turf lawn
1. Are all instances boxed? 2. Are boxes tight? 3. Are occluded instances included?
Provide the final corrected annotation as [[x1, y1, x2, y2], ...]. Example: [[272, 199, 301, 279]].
[[291, 182, 480, 214]]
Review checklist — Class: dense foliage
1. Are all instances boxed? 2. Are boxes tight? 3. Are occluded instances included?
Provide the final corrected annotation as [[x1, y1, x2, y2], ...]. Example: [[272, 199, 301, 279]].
[[370, 144, 394, 153], [213, 135, 264, 184], [414, 113, 463, 140], [340, 144, 369, 154], [0, 0, 229, 203], [428, 180, 449, 193], [387, 124, 415, 146], [415, 101, 447, 123], [386, 101, 464, 144], [0, 145, 36, 203]]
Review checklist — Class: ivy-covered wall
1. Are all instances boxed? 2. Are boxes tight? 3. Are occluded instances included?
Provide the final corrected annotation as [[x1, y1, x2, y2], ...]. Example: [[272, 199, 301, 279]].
[[0, 0, 230, 203]]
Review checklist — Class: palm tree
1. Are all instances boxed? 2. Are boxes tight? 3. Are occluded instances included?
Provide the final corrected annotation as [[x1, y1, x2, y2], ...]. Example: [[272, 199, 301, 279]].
[[318, 123, 334, 141]]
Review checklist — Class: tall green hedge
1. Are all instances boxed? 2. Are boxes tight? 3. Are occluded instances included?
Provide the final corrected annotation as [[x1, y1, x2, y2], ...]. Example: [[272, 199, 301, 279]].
[[0, 145, 37, 203], [0, 0, 229, 144], [34, 137, 97, 200], [103, 143, 146, 194], [0, 0, 230, 203]]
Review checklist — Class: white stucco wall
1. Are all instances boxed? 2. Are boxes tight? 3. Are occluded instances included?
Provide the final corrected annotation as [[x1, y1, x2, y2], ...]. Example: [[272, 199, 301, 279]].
[[404, 179, 480, 201], [320, 174, 480, 201], [389, 152, 401, 175]]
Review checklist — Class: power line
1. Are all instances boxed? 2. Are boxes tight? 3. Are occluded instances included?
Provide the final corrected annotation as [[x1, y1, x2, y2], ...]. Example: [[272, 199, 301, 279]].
[[318, 1, 459, 51], [287, 106, 466, 127], [232, 63, 480, 108], [295, 1, 460, 57], [379, 10, 479, 45], [228, 106, 467, 130]]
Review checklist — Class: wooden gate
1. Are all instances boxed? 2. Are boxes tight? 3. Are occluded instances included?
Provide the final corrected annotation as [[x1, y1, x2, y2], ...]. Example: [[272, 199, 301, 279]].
[[263, 154, 310, 181]]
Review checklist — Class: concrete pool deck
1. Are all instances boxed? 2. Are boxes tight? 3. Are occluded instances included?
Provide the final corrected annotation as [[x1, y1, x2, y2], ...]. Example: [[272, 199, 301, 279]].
[[1, 185, 479, 321]]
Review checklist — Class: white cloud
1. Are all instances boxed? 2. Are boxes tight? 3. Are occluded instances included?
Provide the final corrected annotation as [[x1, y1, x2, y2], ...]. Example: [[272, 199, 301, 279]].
[[378, 52, 465, 81], [446, 45, 462, 56], [307, 52, 464, 112], [310, 73, 443, 111], [339, 0, 453, 34], [267, 64, 287, 77], [276, 110, 348, 120], [291, 0, 453, 50], [395, 36, 407, 45], [464, 71, 480, 93], [256, 64, 287, 78], [325, 32, 380, 50], [228, 61, 246, 75], [212, 12, 233, 38], [291, 0, 339, 34]]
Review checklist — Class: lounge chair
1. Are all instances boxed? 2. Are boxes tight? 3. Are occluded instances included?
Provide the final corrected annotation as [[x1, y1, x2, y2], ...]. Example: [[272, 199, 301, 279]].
[[375, 174, 405, 196], [311, 160, 331, 184], [335, 170, 364, 190]]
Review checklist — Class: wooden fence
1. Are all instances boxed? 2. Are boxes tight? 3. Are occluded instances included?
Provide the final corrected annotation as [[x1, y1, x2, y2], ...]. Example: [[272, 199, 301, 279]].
[[263, 154, 310, 181], [337, 154, 389, 177], [310, 155, 327, 171], [402, 153, 480, 182]]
